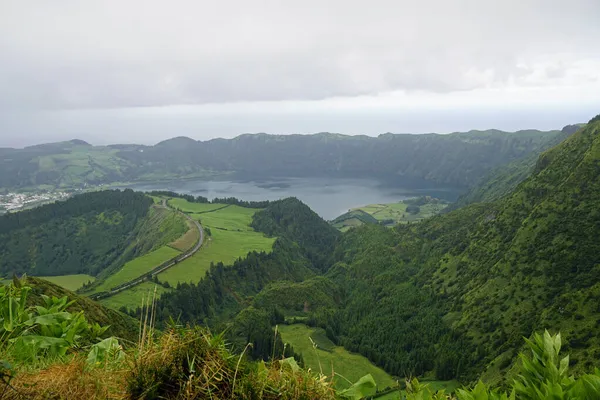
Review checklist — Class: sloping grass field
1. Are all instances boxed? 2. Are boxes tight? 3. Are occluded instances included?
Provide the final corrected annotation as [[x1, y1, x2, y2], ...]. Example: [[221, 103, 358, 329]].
[[90, 197, 274, 308], [278, 324, 397, 392], [37, 274, 95, 291], [93, 246, 181, 293]]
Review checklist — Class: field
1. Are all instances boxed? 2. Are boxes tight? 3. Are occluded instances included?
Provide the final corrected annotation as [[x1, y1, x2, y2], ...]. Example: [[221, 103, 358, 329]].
[[278, 324, 397, 392], [37, 274, 95, 291], [332, 197, 448, 231], [99, 281, 171, 311], [35, 145, 132, 188], [91, 197, 274, 308], [93, 246, 181, 293], [167, 198, 225, 213], [157, 199, 275, 284]]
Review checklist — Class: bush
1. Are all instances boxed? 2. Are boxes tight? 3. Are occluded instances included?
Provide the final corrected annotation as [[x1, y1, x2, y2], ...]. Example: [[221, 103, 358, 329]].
[[406, 205, 421, 214]]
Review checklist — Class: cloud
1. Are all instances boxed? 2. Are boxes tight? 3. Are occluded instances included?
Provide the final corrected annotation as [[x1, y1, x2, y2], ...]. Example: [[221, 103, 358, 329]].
[[0, 0, 599, 110]]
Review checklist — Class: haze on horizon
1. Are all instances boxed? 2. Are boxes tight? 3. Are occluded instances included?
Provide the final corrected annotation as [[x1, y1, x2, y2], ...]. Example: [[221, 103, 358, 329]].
[[1, 0, 599, 148]]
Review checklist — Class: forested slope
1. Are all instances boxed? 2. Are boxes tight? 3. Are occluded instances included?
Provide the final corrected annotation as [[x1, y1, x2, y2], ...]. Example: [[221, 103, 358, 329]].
[[451, 123, 581, 207], [0, 190, 153, 277], [313, 117, 600, 383]]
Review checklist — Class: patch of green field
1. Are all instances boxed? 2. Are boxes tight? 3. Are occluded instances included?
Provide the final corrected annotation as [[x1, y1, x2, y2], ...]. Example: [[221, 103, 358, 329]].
[[332, 197, 448, 231], [194, 205, 256, 231], [93, 246, 181, 292], [37, 274, 95, 291], [157, 200, 274, 284], [278, 324, 397, 392], [159, 228, 275, 284], [99, 281, 170, 311], [149, 195, 162, 204], [167, 198, 225, 213]]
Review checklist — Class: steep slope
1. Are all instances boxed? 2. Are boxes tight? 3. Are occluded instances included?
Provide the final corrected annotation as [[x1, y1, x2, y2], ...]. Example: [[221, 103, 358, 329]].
[[0, 190, 153, 277], [451, 123, 582, 207], [320, 117, 600, 383]]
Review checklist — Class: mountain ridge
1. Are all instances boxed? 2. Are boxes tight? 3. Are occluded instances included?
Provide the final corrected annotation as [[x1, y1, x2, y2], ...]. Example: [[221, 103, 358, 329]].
[[0, 127, 572, 191]]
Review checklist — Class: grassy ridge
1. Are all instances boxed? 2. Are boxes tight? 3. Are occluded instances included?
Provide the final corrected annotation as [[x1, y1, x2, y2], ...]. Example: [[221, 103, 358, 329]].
[[278, 324, 397, 391]]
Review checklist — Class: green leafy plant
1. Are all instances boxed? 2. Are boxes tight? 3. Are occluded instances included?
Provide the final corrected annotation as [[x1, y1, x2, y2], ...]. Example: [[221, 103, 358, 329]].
[[1, 277, 114, 362], [406, 331, 600, 400]]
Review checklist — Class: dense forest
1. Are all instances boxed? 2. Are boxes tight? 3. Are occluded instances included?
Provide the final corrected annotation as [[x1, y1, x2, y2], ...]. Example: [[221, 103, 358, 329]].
[[0, 190, 153, 276], [0, 128, 571, 190]]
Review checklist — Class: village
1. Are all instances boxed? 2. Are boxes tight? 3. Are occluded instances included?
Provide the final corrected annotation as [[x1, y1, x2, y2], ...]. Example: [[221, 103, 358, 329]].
[[0, 191, 70, 214]]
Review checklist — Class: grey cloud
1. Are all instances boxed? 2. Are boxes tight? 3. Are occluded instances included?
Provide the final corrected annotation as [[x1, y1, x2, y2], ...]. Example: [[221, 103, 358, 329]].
[[1, 0, 600, 110]]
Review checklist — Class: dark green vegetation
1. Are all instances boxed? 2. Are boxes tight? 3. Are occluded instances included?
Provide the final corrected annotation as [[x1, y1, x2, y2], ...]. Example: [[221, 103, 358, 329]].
[[313, 117, 600, 384], [0, 128, 570, 191], [332, 196, 448, 231], [0, 190, 153, 277]]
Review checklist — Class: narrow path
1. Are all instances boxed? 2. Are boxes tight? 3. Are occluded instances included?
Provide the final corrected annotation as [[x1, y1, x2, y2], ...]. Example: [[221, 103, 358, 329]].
[[90, 199, 204, 300]]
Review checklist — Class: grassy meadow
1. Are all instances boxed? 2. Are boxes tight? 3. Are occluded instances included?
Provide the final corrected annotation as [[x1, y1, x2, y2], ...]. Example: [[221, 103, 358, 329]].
[[278, 324, 397, 392], [37, 274, 95, 291], [157, 199, 275, 284], [93, 246, 180, 293]]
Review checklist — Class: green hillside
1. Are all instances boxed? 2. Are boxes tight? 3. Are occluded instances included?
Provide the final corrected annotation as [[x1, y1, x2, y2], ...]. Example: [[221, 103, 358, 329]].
[[0, 190, 153, 277], [451, 123, 582, 207], [312, 118, 600, 384], [5, 119, 600, 398], [278, 323, 397, 391]]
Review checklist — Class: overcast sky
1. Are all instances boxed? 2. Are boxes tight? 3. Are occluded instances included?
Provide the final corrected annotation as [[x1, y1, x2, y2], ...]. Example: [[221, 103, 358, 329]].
[[1, 0, 599, 147]]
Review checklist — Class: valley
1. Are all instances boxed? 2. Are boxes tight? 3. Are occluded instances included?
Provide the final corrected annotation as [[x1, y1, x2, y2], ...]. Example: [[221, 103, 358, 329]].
[[2, 116, 600, 399]]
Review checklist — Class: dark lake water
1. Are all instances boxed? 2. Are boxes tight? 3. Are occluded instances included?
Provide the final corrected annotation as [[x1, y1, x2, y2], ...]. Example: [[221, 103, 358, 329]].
[[124, 177, 463, 220]]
